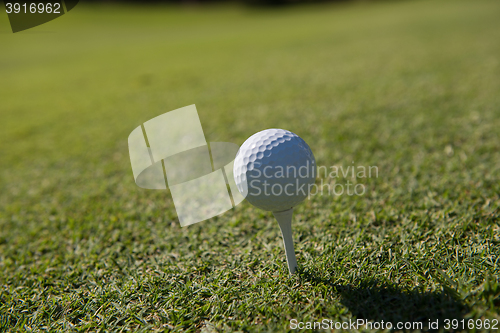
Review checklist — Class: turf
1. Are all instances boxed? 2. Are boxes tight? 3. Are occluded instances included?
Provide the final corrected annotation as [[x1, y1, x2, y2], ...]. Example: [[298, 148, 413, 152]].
[[0, 0, 499, 331]]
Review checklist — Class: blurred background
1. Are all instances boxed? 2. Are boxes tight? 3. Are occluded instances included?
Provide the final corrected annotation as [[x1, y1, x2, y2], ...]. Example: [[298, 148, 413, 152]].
[[78, 0, 355, 5]]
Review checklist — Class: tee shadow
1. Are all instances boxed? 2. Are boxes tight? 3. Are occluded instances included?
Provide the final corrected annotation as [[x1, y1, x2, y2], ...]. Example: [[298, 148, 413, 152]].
[[299, 269, 468, 330]]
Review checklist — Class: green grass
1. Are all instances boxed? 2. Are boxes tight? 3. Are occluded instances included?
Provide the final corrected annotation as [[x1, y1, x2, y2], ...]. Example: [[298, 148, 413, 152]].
[[1, 0, 500, 331]]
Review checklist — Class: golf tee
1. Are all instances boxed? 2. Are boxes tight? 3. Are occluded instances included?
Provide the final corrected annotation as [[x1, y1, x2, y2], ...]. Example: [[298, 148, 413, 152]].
[[273, 208, 298, 274]]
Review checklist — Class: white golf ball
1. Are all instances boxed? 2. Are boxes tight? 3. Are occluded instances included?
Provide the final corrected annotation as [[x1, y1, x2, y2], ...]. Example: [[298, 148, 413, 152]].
[[233, 129, 316, 212]]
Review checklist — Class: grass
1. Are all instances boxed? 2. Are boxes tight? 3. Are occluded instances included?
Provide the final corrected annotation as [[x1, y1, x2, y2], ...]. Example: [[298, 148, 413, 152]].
[[1, 0, 499, 331]]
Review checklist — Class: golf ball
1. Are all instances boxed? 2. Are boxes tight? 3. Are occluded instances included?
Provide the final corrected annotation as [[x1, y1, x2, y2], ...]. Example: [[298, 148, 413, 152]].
[[233, 129, 316, 212]]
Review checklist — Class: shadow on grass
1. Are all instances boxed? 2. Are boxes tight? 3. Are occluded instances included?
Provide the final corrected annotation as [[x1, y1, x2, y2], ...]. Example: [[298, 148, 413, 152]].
[[299, 269, 469, 329]]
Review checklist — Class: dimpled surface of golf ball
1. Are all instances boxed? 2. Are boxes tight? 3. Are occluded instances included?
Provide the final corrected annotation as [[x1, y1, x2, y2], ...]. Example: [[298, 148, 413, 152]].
[[233, 129, 316, 212]]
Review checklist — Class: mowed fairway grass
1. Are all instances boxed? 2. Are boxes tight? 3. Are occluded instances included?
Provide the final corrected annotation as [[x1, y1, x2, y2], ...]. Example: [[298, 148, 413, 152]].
[[1, 0, 499, 331]]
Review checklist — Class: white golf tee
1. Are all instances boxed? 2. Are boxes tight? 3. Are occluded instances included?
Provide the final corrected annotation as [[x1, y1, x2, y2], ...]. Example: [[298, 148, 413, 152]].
[[273, 208, 298, 274]]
